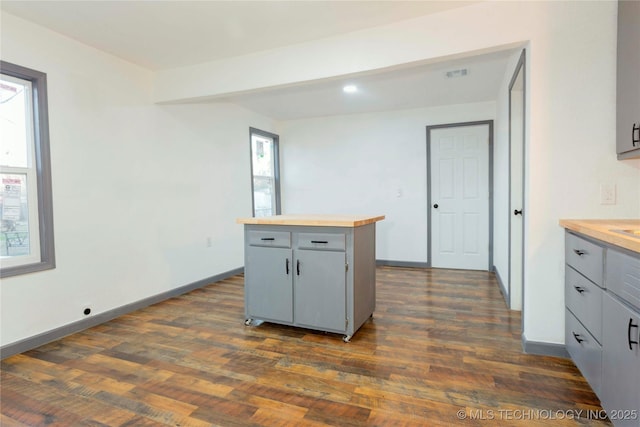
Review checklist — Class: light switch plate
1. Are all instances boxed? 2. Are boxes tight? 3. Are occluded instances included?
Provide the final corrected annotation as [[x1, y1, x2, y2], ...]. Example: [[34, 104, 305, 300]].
[[600, 183, 616, 205]]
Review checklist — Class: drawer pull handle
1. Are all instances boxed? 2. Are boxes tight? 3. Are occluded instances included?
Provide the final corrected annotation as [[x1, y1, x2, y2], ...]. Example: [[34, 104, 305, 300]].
[[633, 123, 640, 146], [628, 318, 639, 350], [296, 260, 300, 276], [573, 249, 586, 256], [285, 258, 290, 275], [311, 240, 328, 244], [261, 237, 275, 241], [574, 286, 585, 294], [572, 332, 584, 344]]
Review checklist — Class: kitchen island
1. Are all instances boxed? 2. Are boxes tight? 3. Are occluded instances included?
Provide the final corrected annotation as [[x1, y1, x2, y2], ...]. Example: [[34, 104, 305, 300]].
[[236, 214, 385, 342]]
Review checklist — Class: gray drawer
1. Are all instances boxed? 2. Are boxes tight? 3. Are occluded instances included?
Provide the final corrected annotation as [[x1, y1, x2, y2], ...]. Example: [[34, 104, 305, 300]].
[[566, 308, 602, 397], [565, 232, 604, 287], [297, 233, 346, 251], [248, 230, 291, 248], [606, 248, 640, 311], [565, 266, 603, 343]]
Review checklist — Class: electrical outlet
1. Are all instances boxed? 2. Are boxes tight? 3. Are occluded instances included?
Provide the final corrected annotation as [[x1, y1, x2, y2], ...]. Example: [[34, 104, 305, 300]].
[[600, 183, 616, 205]]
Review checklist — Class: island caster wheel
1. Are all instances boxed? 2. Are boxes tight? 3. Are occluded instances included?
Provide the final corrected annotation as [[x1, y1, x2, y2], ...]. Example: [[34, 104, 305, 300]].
[[343, 335, 352, 343], [244, 318, 253, 326]]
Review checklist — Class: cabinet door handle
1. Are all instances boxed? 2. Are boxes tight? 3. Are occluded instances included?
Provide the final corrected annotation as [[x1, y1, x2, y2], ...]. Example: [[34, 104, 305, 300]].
[[572, 332, 584, 344], [261, 237, 275, 241], [633, 123, 640, 147], [628, 318, 639, 350], [574, 286, 585, 294], [514, 209, 523, 216], [296, 260, 300, 276], [573, 249, 586, 256], [311, 240, 328, 244], [285, 258, 290, 275]]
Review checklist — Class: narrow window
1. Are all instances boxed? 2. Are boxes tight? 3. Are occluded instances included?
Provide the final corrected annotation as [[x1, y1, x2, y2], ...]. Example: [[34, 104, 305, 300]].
[[249, 128, 280, 217], [1, 61, 55, 277]]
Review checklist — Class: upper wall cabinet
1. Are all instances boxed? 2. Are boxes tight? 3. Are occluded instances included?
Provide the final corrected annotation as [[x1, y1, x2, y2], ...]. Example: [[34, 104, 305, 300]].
[[616, 0, 640, 160]]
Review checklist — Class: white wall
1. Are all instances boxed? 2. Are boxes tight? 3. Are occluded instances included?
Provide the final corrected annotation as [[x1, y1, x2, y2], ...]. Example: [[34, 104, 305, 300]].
[[158, 1, 640, 345], [278, 102, 496, 263], [0, 14, 275, 347]]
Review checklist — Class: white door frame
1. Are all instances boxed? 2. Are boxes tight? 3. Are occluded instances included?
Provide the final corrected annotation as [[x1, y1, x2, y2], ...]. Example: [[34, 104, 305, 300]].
[[426, 120, 493, 269]]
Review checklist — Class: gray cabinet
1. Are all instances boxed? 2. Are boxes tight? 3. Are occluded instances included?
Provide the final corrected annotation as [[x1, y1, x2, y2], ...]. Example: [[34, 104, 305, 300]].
[[243, 223, 377, 342], [616, 0, 640, 160], [565, 232, 640, 426], [602, 248, 640, 427], [602, 293, 640, 427], [294, 249, 346, 332], [245, 245, 293, 323]]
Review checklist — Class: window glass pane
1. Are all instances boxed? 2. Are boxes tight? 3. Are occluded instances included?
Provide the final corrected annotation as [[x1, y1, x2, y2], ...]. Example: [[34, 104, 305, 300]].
[[1, 173, 31, 257], [251, 133, 278, 217], [251, 136, 274, 177], [1, 61, 54, 277], [0, 75, 30, 168]]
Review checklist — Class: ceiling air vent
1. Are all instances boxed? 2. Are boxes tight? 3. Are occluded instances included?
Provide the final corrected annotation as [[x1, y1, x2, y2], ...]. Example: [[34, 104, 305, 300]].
[[445, 68, 469, 79]]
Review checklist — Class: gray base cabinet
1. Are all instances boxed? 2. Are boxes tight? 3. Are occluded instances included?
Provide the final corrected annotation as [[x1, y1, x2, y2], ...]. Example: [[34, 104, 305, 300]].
[[245, 245, 293, 323], [564, 232, 640, 427], [602, 293, 640, 427], [243, 223, 377, 342]]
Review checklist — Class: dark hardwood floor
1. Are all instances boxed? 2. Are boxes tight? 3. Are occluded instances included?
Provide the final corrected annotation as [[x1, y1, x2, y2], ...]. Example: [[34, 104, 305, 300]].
[[1, 267, 609, 426]]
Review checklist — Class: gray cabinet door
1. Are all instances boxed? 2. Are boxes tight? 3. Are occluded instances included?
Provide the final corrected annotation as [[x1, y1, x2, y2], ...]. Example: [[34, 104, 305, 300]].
[[602, 293, 640, 427], [246, 246, 293, 323], [294, 250, 346, 332], [617, 0, 640, 158]]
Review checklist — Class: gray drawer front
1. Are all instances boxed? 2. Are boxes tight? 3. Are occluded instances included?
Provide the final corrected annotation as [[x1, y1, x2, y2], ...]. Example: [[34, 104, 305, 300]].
[[248, 230, 291, 248], [566, 308, 602, 397], [606, 249, 640, 311], [297, 233, 346, 251], [566, 266, 603, 343], [565, 233, 604, 287]]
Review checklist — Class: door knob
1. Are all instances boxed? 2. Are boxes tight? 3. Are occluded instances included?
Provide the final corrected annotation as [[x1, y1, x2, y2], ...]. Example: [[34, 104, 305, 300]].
[[514, 209, 522, 216], [433, 204, 439, 209]]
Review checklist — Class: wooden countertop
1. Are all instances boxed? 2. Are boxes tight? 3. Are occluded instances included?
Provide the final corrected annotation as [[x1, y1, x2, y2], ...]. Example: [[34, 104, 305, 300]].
[[236, 214, 385, 227], [559, 219, 640, 253]]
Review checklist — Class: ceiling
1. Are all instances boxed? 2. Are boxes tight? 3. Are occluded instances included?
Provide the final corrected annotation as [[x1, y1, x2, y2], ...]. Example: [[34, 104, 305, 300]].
[[1, 0, 515, 120], [224, 50, 515, 120]]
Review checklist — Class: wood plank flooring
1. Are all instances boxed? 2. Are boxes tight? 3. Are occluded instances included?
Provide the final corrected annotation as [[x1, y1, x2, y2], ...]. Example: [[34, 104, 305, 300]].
[[1, 267, 610, 426]]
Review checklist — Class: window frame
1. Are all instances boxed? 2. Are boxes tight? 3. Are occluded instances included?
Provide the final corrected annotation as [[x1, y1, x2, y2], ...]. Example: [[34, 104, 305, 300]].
[[249, 127, 281, 217], [1, 61, 55, 278]]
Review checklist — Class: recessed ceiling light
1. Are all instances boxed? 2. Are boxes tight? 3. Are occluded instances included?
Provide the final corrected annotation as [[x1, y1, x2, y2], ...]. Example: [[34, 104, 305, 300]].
[[343, 85, 358, 93]]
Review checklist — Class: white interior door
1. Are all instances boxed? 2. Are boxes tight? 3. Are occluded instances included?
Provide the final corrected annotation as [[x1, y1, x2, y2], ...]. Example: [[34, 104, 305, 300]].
[[509, 65, 525, 311], [430, 124, 489, 270]]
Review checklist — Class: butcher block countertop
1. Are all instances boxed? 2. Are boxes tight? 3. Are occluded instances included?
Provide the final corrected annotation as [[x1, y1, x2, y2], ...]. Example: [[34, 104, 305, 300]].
[[236, 214, 385, 227], [560, 219, 640, 253]]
